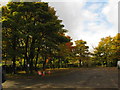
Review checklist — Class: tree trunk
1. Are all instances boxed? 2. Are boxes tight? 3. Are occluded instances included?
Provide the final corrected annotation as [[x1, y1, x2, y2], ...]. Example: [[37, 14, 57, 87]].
[[25, 36, 29, 73], [29, 37, 35, 74], [12, 57, 16, 74], [35, 47, 40, 71], [12, 36, 17, 74], [23, 58, 26, 70], [58, 59, 61, 68], [42, 57, 47, 71], [5, 59, 7, 66], [79, 59, 81, 67]]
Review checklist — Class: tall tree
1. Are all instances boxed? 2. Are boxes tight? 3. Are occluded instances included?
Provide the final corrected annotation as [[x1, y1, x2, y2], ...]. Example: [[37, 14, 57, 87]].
[[2, 2, 70, 73], [74, 40, 89, 67]]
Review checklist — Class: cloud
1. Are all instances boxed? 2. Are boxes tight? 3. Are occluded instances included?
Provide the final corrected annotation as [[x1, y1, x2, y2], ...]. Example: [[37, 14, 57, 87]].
[[43, 0, 109, 2], [43, 0, 87, 2], [48, 0, 118, 51], [0, 0, 10, 6], [80, 1, 118, 51], [49, 2, 87, 39], [102, 0, 118, 31]]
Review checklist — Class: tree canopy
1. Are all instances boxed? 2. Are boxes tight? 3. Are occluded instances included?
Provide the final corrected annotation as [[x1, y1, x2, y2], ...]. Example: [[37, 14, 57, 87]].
[[93, 33, 120, 67]]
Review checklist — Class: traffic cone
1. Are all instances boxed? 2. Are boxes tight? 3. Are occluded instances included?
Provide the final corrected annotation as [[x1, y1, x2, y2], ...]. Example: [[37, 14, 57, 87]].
[[38, 71, 42, 76], [42, 71, 45, 76], [48, 71, 51, 74]]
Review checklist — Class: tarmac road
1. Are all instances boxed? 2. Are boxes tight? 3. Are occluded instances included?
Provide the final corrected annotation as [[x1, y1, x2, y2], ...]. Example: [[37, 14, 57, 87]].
[[2, 67, 119, 89]]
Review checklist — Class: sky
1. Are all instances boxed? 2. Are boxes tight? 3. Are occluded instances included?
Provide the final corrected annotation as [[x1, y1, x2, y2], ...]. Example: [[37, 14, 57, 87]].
[[47, 0, 118, 51], [0, 0, 119, 51]]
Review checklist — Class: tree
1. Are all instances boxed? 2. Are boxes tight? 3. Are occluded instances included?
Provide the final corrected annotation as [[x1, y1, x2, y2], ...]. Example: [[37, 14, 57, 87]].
[[73, 40, 89, 67], [2, 2, 70, 74], [93, 34, 120, 67], [57, 35, 73, 68]]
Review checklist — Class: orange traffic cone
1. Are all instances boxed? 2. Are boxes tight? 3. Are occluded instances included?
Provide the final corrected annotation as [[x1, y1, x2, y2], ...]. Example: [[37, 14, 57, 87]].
[[38, 71, 42, 76]]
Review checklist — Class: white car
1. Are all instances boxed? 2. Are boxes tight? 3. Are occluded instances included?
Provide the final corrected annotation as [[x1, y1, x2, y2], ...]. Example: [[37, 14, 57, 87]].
[[117, 61, 120, 69]]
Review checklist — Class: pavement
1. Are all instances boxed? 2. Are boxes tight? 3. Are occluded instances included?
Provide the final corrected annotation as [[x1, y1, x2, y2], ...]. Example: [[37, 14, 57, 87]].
[[2, 67, 119, 89]]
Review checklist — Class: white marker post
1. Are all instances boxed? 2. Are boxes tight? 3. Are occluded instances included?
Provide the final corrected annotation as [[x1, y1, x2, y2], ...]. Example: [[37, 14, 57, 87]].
[[117, 61, 120, 69]]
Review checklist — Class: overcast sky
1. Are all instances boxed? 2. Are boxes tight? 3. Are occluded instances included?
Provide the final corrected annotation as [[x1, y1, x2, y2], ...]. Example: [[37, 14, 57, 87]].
[[0, 0, 119, 51]]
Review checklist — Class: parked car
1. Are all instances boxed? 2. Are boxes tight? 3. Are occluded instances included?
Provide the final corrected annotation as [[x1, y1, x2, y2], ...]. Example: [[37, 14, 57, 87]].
[[117, 61, 120, 69]]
